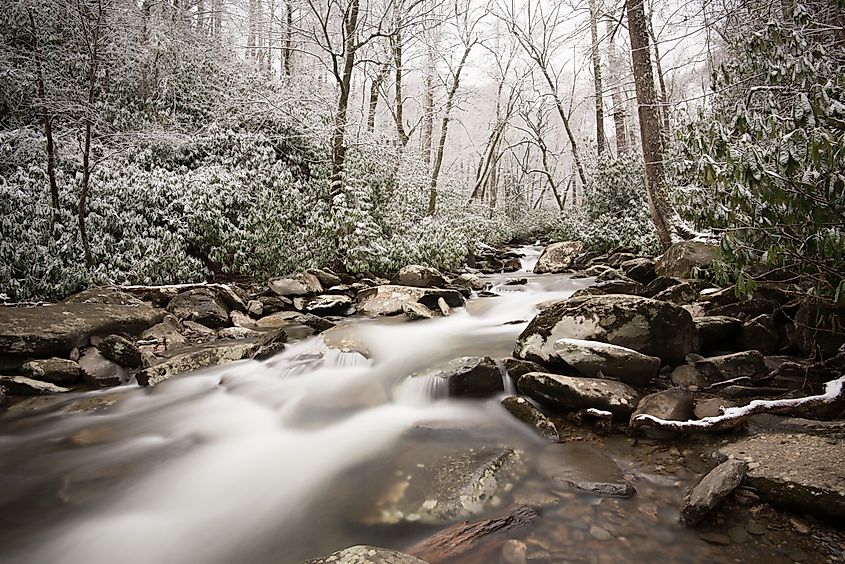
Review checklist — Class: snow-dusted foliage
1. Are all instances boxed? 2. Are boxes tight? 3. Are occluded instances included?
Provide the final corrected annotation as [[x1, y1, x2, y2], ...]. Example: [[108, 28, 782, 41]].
[[551, 153, 659, 253]]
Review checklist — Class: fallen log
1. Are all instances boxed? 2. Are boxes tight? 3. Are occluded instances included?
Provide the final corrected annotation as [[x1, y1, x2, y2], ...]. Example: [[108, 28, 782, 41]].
[[630, 375, 845, 434], [405, 504, 537, 564]]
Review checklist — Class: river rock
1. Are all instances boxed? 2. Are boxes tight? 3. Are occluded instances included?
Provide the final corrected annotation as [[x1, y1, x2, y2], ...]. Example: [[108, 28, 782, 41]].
[[217, 326, 261, 340], [139, 315, 186, 348], [306, 267, 342, 288], [21, 358, 80, 385], [695, 316, 742, 353], [503, 358, 547, 384], [537, 443, 635, 497], [681, 459, 748, 525], [741, 314, 780, 354], [402, 301, 434, 320], [365, 445, 525, 525], [550, 338, 660, 387], [415, 356, 503, 397], [592, 279, 644, 296], [96, 334, 143, 368], [720, 432, 845, 522], [654, 241, 718, 278], [356, 286, 464, 317], [301, 546, 427, 564], [501, 395, 559, 441], [652, 282, 699, 305], [514, 294, 697, 365], [517, 372, 640, 420], [0, 303, 164, 357], [693, 395, 736, 418], [584, 264, 613, 277], [0, 375, 71, 395], [268, 273, 322, 297], [293, 294, 354, 316], [629, 387, 694, 432], [533, 241, 584, 274], [252, 327, 288, 360], [393, 265, 447, 288], [620, 257, 656, 284], [454, 273, 485, 291], [137, 342, 257, 386], [77, 347, 128, 387], [694, 350, 768, 383], [671, 365, 707, 389], [641, 276, 685, 299], [255, 311, 335, 338], [167, 288, 231, 329]]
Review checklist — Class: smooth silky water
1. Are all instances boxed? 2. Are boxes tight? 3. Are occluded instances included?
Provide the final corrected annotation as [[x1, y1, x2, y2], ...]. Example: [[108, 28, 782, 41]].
[[0, 247, 738, 563]]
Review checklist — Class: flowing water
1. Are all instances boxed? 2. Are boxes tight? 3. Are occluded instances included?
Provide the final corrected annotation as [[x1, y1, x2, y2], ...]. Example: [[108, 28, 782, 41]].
[[0, 248, 791, 563]]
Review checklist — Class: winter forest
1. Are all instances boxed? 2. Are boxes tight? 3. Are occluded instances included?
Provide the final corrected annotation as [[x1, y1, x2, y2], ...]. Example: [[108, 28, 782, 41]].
[[1, 0, 839, 302]]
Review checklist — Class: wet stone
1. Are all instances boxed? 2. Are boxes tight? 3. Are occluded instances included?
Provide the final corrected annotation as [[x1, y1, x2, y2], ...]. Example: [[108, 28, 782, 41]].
[[728, 525, 750, 544], [589, 525, 612, 541], [746, 522, 767, 535], [537, 443, 635, 498], [699, 532, 732, 545], [501, 395, 559, 441], [21, 358, 80, 385]]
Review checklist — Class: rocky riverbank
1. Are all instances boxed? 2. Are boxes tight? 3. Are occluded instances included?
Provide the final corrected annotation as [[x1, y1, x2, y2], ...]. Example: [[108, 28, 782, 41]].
[[0, 239, 843, 564]]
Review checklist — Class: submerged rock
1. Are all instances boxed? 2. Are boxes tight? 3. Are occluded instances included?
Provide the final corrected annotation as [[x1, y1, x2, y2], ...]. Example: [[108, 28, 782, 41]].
[[501, 395, 559, 441], [514, 294, 697, 365], [720, 432, 845, 522], [0, 303, 164, 357], [301, 546, 428, 564], [681, 459, 748, 525], [533, 241, 584, 274], [537, 443, 635, 497], [517, 372, 640, 420], [365, 445, 525, 525]]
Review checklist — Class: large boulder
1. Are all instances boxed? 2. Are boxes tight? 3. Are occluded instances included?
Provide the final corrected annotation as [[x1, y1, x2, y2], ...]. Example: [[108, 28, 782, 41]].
[[654, 241, 718, 278], [514, 294, 697, 365], [537, 443, 635, 497], [720, 432, 845, 522], [0, 303, 164, 357], [547, 339, 660, 387], [414, 356, 503, 398], [97, 334, 143, 368], [517, 372, 640, 420], [620, 257, 656, 284], [166, 288, 231, 329], [356, 286, 464, 317], [392, 265, 447, 288], [533, 241, 584, 274], [77, 347, 128, 387], [681, 460, 748, 525], [63, 286, 146, 306], [21, 358, 80, 385]]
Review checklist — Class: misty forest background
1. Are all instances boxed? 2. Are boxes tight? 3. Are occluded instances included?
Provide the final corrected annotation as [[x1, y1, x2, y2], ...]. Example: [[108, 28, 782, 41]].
[[0, 0, 842, 303]]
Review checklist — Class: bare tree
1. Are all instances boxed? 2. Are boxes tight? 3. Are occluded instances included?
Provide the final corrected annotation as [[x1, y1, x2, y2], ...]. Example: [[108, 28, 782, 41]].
[[588, 0, 606, 155], [604, 12, 629, 154]]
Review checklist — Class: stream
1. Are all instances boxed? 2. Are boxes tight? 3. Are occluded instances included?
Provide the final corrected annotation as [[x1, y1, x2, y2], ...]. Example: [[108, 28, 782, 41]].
[[0, 246, 776, 563]]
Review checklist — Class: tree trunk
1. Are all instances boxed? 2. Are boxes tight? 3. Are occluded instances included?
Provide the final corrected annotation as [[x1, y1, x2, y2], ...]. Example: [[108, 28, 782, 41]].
[[27, 9, 59, 212], [588, 0, 606, 155], [283, 0, 293, 74], [391, 8, 409, 147], [329, 0, 360, 200], [428, 40, 474, 215], [420, 47, 435, 165], [367, 62, 389, 132], [212, 0, 222, 42], [605, 16, 629, 155], [646, 6, 671, 139], [626, 0, 674, 249]]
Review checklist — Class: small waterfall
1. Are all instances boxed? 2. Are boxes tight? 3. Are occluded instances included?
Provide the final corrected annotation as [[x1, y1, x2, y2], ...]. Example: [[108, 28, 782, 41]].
[[494, 358, 516, 395]]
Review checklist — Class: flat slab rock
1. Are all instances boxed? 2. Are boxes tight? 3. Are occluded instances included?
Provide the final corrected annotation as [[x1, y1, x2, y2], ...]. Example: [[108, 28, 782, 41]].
[[537, 443, 635, 497], [0, 303, 165, 357], [518, 371, 640, 420], [719, 432, 845, 522], [137, 342, 257, 387], [300, 546, 428, 564]]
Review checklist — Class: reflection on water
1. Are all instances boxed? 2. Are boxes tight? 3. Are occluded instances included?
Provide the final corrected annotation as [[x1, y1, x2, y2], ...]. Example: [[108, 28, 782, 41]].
[[0, 248, 757, 563]]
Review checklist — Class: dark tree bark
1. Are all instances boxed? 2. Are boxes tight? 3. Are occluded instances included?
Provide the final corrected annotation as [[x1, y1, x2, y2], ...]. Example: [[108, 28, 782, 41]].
[[625, 0, 674, 249], [283, 0, 293, 74], [27, 9, 60, 212], [367, 61, 389, 132], [588, 0, 606, 155], [329, 0, 360, 200]]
